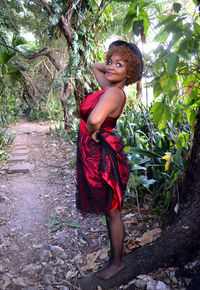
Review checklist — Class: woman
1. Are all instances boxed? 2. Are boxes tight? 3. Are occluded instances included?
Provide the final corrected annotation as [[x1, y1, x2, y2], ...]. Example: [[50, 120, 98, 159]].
[[76, 40, 143, 280]]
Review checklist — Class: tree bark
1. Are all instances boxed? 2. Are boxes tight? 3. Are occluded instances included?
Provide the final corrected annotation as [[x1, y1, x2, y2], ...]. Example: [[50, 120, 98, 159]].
[[136, 80, 142, 100], [78, 108, 200, 289], [60, 82, 72, 129]]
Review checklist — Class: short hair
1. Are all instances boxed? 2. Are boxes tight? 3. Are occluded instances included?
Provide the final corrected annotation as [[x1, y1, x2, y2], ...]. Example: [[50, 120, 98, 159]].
[[105, 40, 143, 85]]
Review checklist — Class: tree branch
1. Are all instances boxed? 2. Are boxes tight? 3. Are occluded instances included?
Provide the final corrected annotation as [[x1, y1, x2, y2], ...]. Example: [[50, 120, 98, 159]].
[[39, 0, 53, 14], [0, 42, 61, 71], [87, 0, 108, 33]]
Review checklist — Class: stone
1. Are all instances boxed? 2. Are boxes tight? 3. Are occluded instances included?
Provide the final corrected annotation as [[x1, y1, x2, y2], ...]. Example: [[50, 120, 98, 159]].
[[0, 195, 7, 202], [13, 146, 27, 150], [46, 286, 55, 290], [39, 249, 52, 262], [9, 244, 20, 252], [59, 286, 70, 290], [156, 281, 170, 290], [0, 264, 4, 272], [43, 274, 53, 285], [147, 281, 157, 290], [7, 163, 34, 174], [7, 155, 28, 163], [22, 263, 42, 274], [50, 245, 68, 259], [11, 277, 27, 289], [11, 149, 29, 155], [134, 278, 147, 289]]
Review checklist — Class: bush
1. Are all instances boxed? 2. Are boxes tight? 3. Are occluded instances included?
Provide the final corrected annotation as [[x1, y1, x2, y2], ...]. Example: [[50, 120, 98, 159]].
[[117, 101, 191, 212]]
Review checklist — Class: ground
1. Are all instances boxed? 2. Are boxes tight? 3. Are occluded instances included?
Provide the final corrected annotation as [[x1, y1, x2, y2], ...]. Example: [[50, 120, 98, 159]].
[[0, 119, 194, 289]]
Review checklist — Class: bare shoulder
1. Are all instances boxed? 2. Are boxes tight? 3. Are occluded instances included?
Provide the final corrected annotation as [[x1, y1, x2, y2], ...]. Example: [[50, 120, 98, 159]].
[[102, 87, 124, 101]]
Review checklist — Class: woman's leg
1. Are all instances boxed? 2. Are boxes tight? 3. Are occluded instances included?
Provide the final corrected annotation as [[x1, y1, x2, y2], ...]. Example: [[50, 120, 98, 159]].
[[97, 208, 125, 280]]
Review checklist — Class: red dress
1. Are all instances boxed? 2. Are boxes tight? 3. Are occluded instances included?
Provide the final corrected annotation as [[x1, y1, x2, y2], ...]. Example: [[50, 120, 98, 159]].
[[76, 89, 129, 214]]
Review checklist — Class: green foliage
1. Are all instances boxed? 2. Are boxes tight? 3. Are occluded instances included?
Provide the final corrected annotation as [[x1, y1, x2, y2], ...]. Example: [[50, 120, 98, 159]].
[[0, 128, 15, 161], [0, 93, 20, 125], [50, 118, 79, 146], [0, 33, 27, 124], [43, 214, 80, 232], [151, 3, 200, 138], [43, 215, 62, 232], [117, 102, 190, 210], [26, 93, 62, 122], [119, 0, 150, 36]]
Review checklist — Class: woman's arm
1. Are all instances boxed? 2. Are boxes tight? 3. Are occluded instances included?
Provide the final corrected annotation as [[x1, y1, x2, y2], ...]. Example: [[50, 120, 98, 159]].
[[93, 62, 110, 89], [87, 87, 124, 140]]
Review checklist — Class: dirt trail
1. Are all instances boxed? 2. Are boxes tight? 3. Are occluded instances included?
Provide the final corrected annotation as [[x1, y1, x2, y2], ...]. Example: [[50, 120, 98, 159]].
[[0, 119, 191, 290], [0, 119, 84, 289]]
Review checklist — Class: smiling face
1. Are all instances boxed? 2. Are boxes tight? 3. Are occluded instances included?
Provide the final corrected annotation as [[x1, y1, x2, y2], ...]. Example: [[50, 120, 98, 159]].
[[105, 54, 129, 87], [105, 45, 141, 85]]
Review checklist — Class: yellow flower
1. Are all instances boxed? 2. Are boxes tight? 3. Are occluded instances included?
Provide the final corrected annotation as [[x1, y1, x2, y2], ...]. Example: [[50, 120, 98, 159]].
[[162, 154, 172, 171]]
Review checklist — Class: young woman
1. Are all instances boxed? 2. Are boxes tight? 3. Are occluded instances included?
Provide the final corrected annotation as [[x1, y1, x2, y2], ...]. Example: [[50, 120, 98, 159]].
[[76, 40, 143, 280]]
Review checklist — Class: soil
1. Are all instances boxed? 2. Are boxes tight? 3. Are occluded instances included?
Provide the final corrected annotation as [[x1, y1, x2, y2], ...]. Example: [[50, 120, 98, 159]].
[[0, 119, 196, 290]]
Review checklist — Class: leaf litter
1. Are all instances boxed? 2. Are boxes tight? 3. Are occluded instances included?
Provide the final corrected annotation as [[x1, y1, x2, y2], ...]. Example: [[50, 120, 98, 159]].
[[0, 120, 197, 290]]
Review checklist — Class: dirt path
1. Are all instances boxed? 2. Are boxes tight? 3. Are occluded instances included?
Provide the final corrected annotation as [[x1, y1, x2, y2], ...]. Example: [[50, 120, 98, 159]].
[[0, 119, 83, 289], [0, 120, 192, 290]]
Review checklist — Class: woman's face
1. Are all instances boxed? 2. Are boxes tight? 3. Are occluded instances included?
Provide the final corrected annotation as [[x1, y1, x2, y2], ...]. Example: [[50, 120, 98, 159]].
[[105, 54, 129, 85]]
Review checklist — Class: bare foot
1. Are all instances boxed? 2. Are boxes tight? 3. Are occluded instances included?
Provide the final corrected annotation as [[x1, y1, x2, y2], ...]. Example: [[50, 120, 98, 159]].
[[97, 261, 125, 280], [98, 258, 111, 271]]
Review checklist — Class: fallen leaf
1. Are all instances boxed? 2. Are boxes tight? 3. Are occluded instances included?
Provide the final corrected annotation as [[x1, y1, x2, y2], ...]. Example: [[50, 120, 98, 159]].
[[136, 228, 162, 246], [64, 221, 80, 228], [124, 238, 140, 254], [2, 277, 11, 290], [81, 243, 99, 254], [0, 243, 9, 249], [99, 247, 109, 260], [65, 269, 78, 279], [82, 251, 99, 271], [151, 228, 163, 240], [89, 232, 95, 239], [125, 219, 136, 224]]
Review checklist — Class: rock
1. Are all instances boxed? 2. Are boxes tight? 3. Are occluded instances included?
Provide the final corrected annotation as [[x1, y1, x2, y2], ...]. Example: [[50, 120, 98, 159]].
[[9, 244, 20, 252], [0, 195, 7, 202], [50, 245, 68, 259], [56, 236, 68, 245], [32, 243, 43, 249], [43, 273, 54, 285], [26, 287, 39, 290], [7, 163, 34, 174], [135, 275, 155, 289], [11, 277, 27, 289], [59, 286, 70, 290], [22, 263, 42, 274], [39, 249, 52, 262], [0, 264, 4, 272], [46, 286, 55, 290], [156, 280, 170, 290], [147, 281, 157, 290], [11, 149, 29, 155], [7, 155, 28, 163], [41, 263, 54, 274]]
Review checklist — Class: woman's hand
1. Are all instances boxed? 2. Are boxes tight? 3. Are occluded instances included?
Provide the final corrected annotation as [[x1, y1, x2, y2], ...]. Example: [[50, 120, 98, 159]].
[[93, 62, 110, 89], [91, 131, 100, 143]]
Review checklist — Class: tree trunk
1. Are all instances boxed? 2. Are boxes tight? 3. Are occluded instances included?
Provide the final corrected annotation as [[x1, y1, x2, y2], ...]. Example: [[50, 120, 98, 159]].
[[74, 79, 88, 117], [60, 82, 72, 129], [78, 108, 200, 289]]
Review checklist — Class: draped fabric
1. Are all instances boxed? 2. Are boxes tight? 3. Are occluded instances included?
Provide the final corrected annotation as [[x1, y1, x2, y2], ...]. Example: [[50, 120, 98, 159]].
[[76, 89, 129, 214]]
